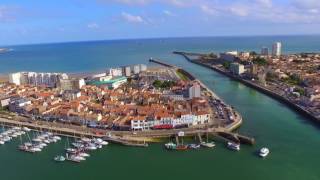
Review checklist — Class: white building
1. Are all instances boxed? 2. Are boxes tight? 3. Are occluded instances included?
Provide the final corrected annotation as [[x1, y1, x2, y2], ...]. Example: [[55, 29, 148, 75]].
[[272, 42, 282, 57], [230, 63, 245, 75], [189, 84, 201, 99], [130, 113, 210, 131], [9, 72, 68, 87], [132, 65, 140, 74], [122, 66, 131, 77], [139, 64, 147, 72], [9, 73, 21, 85], [109, 68, 122, 77]]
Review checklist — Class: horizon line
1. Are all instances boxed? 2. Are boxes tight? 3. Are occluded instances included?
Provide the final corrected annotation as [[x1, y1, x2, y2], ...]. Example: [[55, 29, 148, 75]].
[[2, 33, 320, 47]]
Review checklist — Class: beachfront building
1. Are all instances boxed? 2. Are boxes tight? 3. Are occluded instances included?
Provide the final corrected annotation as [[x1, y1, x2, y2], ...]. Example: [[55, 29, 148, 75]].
[[9, 72, 68, 87], [122, 66, 131, 77], [109, 68, 123, 77], [272, 42, 282, 57], [261, 47, 269, 56]]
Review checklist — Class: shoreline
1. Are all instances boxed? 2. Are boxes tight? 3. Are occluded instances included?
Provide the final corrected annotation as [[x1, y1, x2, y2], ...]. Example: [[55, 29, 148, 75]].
[[174, 51, 320, 124]]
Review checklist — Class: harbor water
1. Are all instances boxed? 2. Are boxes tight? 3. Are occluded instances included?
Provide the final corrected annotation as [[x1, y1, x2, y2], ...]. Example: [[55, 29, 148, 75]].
[[0, 36, 320, 180]]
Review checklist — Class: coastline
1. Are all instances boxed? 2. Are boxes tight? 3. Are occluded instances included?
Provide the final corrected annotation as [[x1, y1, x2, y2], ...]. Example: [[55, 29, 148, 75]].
[[174, 51, 320, 124]]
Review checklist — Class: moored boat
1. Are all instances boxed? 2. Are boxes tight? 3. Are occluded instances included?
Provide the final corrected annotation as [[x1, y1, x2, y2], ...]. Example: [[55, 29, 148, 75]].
[[201, 141, 216, 148], [175, 145, 188, 151], [54, 155, 66, 162], [227, 142, 240, 151], [259, 147, 270, 158], [188, 144, 201, 149], [164, 142, 177, 150]]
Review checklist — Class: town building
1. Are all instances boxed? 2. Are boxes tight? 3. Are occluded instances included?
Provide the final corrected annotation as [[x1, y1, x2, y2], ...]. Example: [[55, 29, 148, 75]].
[[189, 84, 201, 99], [230, 63, 245, 75], [122, 66, 131, 77], [9, 72, 68, 87], [58, 78, 85, 91], [272, 42, 282, 57], [108, 68, 123, 77], [261, 47, 269, 56], [132, 65, 140, 74]]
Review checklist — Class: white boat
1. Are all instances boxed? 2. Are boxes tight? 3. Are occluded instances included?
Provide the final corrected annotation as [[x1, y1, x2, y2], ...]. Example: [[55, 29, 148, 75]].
[[81, 137, 91, 143], [13, 127, 21, 131], [3, 136, 11, 142], [78, 152, 90, 157], [85, 144, 97, 150], [54, 155, 65, 162], [75, 155, 86, 161], [10, 133, 18, 138], [72, 142, 84, 148], [66, 148, 78, 154], [259, 147, 270, 158], [52, 136, 61, 141], [39, 143, 47, 148], [227, 142, 240, 151], [31, 146, 42, 152], [24, 142, 33, 147], [200, 141, 215, 148], [66, 154, 81, 163], [43, 139, 51, 144], [0, 140, 5, 145], [94, 138, 108, 145], [22, 127, 31, 132], [32, 138, 42, 142]]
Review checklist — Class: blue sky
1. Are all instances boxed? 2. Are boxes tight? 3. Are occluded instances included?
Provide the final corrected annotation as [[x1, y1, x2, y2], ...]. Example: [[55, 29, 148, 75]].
[[0, 0, 319, 45]]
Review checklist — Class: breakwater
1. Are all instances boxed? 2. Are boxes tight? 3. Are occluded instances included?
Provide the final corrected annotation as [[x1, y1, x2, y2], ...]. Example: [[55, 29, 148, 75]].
[[175, 52, 320, 124]]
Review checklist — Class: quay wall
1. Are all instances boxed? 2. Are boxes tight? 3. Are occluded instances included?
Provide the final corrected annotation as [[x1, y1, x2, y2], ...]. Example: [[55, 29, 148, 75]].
[[176, 52, 320, 124]]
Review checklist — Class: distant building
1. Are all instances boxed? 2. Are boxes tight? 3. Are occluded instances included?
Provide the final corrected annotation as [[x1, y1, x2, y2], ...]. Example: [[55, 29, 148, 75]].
[[58, 78, 85, 91], [132, 65, 140, 74], [272, 42, 282, 57], [9, 72, 21, 85], [230, 63, 245, 75], [219, 53, 236, 62], [109, 68, 122, 77], [139, 64, 147, 72], [261, 47, 269, 56], [122, 66, 131, 77], [9, 72, 68, 87], [87, 76, 127, 89], [188, 84, 201, 99], [239, 52, 250, 59]]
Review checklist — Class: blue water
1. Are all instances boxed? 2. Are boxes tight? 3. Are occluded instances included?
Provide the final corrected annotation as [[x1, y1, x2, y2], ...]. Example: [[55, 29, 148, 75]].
[[0, 35, 319, 74]]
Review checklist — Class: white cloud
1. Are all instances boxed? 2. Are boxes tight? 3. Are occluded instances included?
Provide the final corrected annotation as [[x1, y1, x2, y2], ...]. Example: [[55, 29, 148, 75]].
[[163, 10, 176, 16], [200, 5, 217, 15], [229, 4, 249, 17], [0, 6, 15, 22], [87, 22, 100, 29], [121, 12, 145, 23], [256, 0, 272, 8]]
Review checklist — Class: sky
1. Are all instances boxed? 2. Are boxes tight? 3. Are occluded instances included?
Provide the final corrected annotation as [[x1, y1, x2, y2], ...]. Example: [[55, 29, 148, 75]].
[[0, 0, 320, 45]]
